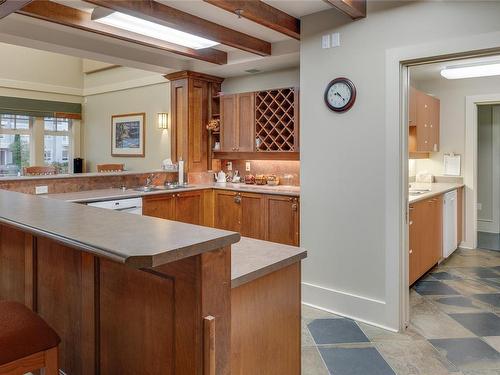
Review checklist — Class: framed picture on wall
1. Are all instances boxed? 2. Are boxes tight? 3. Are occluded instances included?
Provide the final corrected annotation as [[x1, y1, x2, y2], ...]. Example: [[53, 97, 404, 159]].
[[111, 113, 145, 157]]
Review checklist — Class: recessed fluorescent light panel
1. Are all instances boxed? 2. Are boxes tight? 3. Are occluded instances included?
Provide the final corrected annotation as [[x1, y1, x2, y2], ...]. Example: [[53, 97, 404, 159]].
[[93, 10, 219, 50], [441, 61, 500, 79]]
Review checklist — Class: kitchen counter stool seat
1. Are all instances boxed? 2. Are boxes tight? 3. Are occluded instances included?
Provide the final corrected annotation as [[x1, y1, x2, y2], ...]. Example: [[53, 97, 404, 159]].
[[0, 301, 60, 375]]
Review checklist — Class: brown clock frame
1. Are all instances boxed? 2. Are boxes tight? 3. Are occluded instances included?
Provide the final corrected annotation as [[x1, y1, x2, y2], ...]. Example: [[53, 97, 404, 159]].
[[324, 77, 356, 113]]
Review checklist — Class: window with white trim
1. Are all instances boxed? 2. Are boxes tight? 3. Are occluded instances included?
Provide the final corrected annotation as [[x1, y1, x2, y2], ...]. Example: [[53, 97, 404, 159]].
[[0, 114, 32, 176], [43, 117, 72, 174]]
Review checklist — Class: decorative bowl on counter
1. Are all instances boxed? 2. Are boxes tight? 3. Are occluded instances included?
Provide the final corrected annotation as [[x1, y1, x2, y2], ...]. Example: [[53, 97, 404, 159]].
[[244, 174, 255, 184], [266, 175, 279, 186], [255, 175, 267, 185]]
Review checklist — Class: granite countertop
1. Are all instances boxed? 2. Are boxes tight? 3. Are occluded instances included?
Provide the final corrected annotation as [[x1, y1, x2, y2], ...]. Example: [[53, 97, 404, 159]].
[[47, 183, 300, 203], [231, 237, 306, 288], [409, 182, 464, 204], [0, 190, 240, 268]]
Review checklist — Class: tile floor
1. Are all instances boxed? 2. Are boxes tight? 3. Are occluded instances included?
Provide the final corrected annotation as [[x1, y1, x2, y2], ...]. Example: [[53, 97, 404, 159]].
[[478, 232, 500, 251], [302, 248, 500, 374]]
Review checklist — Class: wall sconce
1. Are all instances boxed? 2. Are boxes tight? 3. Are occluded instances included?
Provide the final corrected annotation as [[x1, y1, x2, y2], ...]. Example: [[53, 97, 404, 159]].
[[158, 112, 168, 130]]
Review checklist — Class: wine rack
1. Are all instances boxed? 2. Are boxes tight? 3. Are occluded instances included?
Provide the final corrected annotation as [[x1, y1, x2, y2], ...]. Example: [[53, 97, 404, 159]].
[[255, 87, 298, 152]]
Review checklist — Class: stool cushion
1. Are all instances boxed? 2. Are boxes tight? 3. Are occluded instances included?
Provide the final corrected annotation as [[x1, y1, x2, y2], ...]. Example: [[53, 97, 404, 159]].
[[0, 301, 60, 365]]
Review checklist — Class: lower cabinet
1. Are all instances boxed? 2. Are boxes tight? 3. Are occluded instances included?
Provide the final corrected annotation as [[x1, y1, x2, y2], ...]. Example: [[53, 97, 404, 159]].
[[214, 190, 300, 246], [409, 195, 443, 285], [142, 190, 204, 225], [214, 191, 266, 240], [264, 195, 300, 246], [143, 189, 300, 246]]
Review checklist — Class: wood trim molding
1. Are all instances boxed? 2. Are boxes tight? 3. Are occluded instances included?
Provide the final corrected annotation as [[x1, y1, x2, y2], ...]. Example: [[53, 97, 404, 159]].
[[203, 0, 300, 40], [0, 0, 32, 19], [325, 0, 366, 19], [85, 0, 271, 56], [213, 151, 300, 161], [18, 1, 227, 65], [165, 70, 225, 84]]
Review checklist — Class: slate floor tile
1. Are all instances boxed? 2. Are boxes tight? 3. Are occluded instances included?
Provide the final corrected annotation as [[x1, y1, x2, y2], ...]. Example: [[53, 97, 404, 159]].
[[302, 347, 329, 375], [308, 318, 369, 345], [319, 347, 395, 375], [482, 336, 500, 353], [429, 296, 482, 314], [472, 294, 500, 308], [375, 339, 459, 375], [432, 272, 463, 280], [458, 267, 500, 279], [443, 279, 498, 296], [414, 281, 460, 295], [479, 279, 500, 290], [449, 313, 500, 337], [430, 337, 500, 370]]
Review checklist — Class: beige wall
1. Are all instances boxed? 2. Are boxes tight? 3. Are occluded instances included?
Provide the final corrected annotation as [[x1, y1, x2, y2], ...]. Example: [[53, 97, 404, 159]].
[[0, 42, 83, 102], [412, 75, 500, 176], [300, 1, 500, 329], [82, 82, 170, 172], [222, 68, 299, 94]]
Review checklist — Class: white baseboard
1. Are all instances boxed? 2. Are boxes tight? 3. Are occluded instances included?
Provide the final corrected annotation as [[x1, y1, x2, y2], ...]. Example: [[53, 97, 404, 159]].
[[302, 282, 397, 332]]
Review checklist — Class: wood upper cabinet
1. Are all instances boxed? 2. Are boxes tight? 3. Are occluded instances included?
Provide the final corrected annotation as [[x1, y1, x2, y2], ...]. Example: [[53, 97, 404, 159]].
[[265, 195, 300, 246], [220, 92, 255, 152], [236, 92, 255, 152], [409, 194, 443, 285], [143, 190, 204, 225], [409, 87, 440, 155], [220, 95, 237, 152], [166, 71, 224, 172]]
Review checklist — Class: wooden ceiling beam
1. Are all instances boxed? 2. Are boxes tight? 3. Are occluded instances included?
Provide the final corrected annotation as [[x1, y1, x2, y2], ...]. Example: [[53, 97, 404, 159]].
[[203, 0, 300, 40], [0, 0, 33, 19], [17, 1, 227, 65], [85, 0, 271, 56], [325, 0, 366, 20]]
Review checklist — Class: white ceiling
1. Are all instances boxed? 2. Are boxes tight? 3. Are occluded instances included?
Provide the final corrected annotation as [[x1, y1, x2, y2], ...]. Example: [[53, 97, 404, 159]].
[[411, 55, 500, 83], [263, 0, 331, 18], [0, 0, 333, 78]]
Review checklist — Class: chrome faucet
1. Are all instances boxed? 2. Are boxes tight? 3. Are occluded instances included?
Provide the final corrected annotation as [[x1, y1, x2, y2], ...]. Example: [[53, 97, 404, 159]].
[[146, 174, 155, 187]]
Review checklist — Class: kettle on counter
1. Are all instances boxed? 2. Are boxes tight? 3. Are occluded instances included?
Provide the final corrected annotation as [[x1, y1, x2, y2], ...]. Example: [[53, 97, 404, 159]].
[[215, 170, 227, 183]]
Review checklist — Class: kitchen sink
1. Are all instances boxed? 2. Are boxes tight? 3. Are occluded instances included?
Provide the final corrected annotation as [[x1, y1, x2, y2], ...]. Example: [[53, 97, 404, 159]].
[[133, 184, 189, 192], [409, 188, 431, 196]]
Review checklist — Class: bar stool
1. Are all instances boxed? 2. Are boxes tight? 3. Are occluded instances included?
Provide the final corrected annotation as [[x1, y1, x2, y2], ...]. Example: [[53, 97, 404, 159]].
[[0, 301, 60, 375]]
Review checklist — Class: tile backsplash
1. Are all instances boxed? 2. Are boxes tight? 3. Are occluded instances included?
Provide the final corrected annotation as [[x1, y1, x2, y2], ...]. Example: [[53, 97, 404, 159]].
[[222, 160, 300, 186]]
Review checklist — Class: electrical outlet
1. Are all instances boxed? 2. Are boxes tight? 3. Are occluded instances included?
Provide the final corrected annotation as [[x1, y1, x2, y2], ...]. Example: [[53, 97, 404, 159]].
[[245, 162, 251, 171], [227, 161, 232, 171], [35, 185, 48, 195], [331, 32, 340, 47], [477, 203, 482, 210]]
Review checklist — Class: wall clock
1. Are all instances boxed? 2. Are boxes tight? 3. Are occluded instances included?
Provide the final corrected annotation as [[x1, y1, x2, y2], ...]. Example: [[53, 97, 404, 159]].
[[324, 77, 356, 113]]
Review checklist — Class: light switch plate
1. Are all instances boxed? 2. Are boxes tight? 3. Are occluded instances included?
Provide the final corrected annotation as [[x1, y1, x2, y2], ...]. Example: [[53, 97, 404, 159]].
[[35, 185, 48, 195], [322, 34, 331, 49], [226, 161, 232, 171], [245, 162, 251, 171], [331, 32, 340, 47]]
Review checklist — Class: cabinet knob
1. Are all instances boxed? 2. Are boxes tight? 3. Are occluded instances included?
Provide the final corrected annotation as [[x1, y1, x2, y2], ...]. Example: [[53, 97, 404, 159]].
[[409, 249, 413, 254], [292, 203, 298, 211], [409, 220, 413, 225], [424, 124, 428, 127], [430, 124, 433, 128], [424, 140, 428, 144]]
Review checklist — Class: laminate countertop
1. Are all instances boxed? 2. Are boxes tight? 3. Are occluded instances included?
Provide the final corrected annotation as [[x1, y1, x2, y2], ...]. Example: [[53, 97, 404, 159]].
[[231, 237, 306, 288], [409, 182, 464, 204], [0, 189, 240, 268], [46, 183, 300, 203]]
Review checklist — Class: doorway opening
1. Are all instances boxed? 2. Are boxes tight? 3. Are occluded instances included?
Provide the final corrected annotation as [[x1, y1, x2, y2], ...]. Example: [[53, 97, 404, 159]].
[[402, 53, 500, 338]]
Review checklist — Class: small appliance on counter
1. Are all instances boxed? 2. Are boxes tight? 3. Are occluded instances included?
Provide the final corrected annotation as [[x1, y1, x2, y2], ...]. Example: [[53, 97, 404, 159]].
[[215, 170, 227, 183], [73, 158, 83, 173]]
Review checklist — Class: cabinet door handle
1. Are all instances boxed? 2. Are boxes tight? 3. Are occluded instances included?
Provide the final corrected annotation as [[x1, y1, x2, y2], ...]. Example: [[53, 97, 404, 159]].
[[292, 203, 298, 211]]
